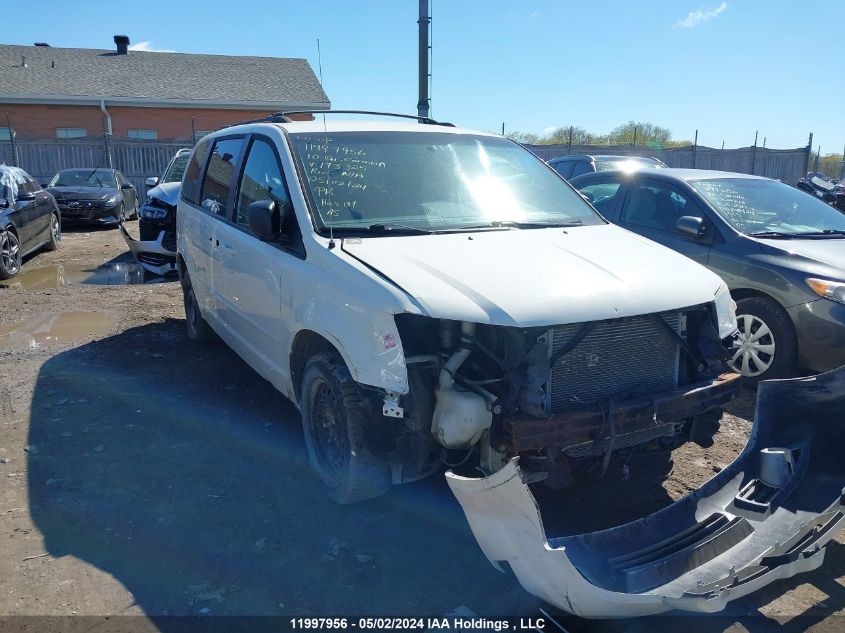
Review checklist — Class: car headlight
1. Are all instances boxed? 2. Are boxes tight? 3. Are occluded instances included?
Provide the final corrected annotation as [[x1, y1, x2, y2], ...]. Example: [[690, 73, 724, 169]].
[[103, 195, 121, 208], [140, 206, 168, 220], [713, 282, 738, 339], [806, 278, 845, 305]]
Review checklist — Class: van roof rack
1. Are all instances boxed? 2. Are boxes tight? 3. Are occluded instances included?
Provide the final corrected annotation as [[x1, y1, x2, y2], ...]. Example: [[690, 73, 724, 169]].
[[225, 110, 455, 128]]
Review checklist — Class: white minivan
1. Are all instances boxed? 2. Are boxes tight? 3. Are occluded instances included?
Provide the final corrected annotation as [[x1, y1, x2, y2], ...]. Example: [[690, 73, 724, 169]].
[[176, 113, 845, 617]]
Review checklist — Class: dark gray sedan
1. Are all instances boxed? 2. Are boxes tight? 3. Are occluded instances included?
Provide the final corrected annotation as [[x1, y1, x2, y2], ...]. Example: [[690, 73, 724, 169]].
[[47, 168, 139, 226], [570, 168, 845, 383]]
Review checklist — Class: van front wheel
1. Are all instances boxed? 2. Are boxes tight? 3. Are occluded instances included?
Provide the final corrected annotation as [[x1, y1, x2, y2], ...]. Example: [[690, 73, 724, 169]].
[[300, 352, 391, 504]]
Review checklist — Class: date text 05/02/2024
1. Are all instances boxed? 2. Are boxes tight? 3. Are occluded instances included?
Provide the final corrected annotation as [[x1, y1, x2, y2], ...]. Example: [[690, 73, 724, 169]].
[[289, 617, 547, 631]]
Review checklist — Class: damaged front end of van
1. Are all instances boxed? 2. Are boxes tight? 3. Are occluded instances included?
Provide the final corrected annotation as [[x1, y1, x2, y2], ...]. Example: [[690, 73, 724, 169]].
[[447, 365, 845, 618]]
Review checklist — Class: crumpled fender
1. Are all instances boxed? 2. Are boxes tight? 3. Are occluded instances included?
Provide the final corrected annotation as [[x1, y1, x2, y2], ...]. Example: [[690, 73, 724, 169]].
[[447, 365, 845, 618]]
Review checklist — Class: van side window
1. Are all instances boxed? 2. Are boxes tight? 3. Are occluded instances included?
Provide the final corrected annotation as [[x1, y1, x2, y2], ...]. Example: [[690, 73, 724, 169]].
[[182, 138, 211, 205], [200, 138, 244, 217], [235, 138, 292, 227]]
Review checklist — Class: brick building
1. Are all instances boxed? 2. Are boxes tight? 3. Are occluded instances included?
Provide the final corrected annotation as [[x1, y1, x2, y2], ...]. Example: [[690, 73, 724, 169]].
[[0, 36, 329, 142]]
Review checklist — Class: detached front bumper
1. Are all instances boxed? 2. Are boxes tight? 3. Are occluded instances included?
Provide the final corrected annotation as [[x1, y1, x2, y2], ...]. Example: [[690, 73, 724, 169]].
[[119, 223, 177, 276], [505, 373, 741, 455], [447, 366, 845, 618]]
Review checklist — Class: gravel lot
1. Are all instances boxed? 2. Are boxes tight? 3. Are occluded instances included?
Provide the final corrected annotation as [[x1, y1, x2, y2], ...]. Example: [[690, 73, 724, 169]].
[[0, 227, 842, 632]]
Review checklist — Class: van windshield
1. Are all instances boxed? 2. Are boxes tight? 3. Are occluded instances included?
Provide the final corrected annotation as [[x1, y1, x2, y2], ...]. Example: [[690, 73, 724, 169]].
[[288, 131, 603, 233]]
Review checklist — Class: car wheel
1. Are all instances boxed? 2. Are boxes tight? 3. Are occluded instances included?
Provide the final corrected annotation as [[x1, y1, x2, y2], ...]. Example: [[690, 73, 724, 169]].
[[728, 297, 798, 385], [115, 204, 126, 226], [300, 352, 391, 504], [45, 213, 62, 251], [182, 275, 215, 343], [0, 230, 22, 279], [130, 201, 139, 221]]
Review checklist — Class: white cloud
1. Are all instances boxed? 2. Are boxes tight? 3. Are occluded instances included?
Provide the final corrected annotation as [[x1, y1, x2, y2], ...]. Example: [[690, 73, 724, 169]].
[[542, 126, 558, 134], [674, 2, 727, 28], [128, 41, 175, 53], [529, 10, 540, 19]]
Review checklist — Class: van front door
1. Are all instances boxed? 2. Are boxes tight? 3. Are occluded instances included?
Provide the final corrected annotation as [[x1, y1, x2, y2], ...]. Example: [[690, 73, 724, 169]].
[[212, 134, 301, 388]]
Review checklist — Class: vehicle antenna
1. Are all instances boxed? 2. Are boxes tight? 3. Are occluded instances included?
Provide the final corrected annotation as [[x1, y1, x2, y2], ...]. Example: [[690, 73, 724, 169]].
[[316, 38, 335, 250]]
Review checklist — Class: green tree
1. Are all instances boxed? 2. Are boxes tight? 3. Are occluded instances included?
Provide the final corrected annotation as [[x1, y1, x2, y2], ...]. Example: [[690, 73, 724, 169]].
[[608, 121, 673, 146], [814, 152, 845, 179]]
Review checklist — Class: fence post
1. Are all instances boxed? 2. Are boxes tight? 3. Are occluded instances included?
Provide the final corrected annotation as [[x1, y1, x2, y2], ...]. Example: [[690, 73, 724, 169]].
[[4, 112, 18, 167], [692, 129, 698, 168], [192, 116, 197, 143], [750, 131, 758, 175], [804, 132, 813, 177], [567, 126, 573, 155], [101, 113, 113, 169]]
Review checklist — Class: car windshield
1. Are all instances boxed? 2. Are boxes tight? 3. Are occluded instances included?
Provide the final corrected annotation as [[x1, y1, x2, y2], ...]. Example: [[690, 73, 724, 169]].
[[50, 169, 116, 188], [288, 131, 603, 232], [595, 158, 664, 172], [690, 177, 845, 236], [163, 154, 190, 183]]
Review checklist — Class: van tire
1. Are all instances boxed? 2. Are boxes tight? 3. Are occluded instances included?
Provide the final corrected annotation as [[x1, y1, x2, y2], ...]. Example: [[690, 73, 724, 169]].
[[182, 275, 215, 343], [300, 352, 391, 504]]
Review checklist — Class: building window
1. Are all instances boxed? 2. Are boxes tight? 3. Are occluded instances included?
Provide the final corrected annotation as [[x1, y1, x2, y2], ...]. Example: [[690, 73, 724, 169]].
[[56, 128, 87, 138], [128, 129, 158, 140], [0, 127, 11, 141]]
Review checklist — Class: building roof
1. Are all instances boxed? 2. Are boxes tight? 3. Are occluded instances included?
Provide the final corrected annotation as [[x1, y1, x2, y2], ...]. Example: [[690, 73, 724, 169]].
[[0, 43, 330, 109]]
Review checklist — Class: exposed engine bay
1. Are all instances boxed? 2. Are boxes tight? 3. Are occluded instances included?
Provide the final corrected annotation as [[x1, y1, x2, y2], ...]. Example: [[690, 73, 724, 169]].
[[385, 302, 740, 484]]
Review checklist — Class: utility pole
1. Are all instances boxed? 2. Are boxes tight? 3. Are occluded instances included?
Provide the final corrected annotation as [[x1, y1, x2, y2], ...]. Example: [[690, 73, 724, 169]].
[[417, 0, 431, 119], [501, 122, 504, 136], [814, 146, 820, 172], [632, 126, 637, 147], [568, 126, 573, 155]]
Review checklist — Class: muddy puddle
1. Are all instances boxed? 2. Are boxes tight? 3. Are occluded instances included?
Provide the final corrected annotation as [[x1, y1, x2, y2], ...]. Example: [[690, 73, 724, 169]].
[[0, 311, 116, 350], [0, 262, 172, 289]]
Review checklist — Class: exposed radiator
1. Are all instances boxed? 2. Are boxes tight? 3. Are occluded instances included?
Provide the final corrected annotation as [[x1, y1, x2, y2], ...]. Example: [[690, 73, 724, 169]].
[[547, 312, 683, 413]]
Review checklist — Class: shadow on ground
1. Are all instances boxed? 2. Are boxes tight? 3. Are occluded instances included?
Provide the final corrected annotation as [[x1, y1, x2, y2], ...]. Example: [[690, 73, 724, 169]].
[[25, 319, 532, 625], [24, 320, 845, 631]]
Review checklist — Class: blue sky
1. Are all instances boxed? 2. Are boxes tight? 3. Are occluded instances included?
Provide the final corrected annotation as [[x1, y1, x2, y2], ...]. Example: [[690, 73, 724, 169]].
[[6, 0, 844, 153]]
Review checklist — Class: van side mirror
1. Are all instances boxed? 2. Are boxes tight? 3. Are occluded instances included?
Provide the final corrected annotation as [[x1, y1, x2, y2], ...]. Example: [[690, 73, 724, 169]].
[[247, 199, 286, 241], [676, 215, 706, 238], [145, 176, 159, 189]]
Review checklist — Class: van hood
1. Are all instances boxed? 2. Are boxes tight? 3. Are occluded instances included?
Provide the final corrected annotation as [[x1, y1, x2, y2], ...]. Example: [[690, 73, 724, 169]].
[[341, 224, 725, 326]]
